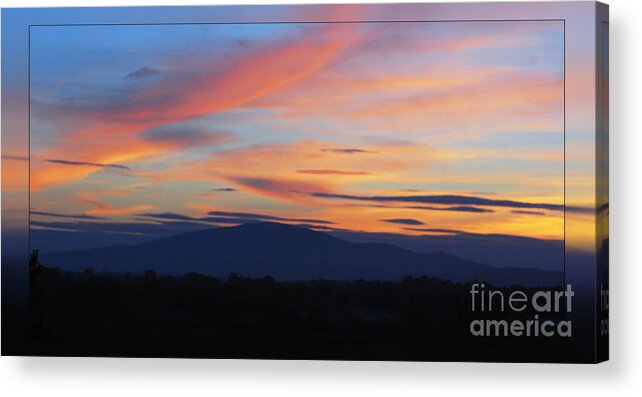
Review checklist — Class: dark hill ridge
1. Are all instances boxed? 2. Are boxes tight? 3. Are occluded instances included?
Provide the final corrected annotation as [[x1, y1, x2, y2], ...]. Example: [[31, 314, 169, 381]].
[[40, 222, 562, 286]]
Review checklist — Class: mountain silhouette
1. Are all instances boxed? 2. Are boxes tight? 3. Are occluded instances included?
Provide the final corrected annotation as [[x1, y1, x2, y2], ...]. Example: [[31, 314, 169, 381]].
[[40, 222, 562, 286]]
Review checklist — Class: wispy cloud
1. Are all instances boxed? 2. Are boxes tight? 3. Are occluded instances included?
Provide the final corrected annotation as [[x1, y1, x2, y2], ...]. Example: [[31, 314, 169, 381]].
[[511, 210, 547, 216], [140, 125, 233, 147], [75, 191, 154, 216], [138, 210, 334, 226], [381, 218, 425, 226], [85, 23, 362, 125], [31, 219, 206, 236], [125, 67, 160, 79], [311, 192, 564, 211], [2, 155, 29, 161], [30, 22, 363, 191], [45, 159, 131, 171], [297, 169, 371, 176], [402, 227, 463, 235], [407, 205, 495, 214], [138, 212, 195, 221], [321, 148, 377, 154], [228, 176, 331, 203], [207, 211, 334, 225], [203, 140, 441, 204], [30, 210, 106, 220]]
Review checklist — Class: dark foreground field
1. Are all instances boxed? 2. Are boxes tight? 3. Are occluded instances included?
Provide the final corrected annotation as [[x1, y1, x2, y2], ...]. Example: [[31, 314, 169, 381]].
[[29, 266, 567, 346]]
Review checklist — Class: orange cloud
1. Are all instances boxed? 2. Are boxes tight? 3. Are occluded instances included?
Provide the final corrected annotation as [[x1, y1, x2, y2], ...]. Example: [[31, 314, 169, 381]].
[[249, 64, 509, 119], [297, 169, 371, 176], [2, 155, 29, 193], [31, 23, 364, 192], [86, 205, 155, 217], [181, 140, 458, 206], [342, 74, 564, 136], [67, 24, 362, 129], [30, 135, 180, 191], [227, 177, 331, 203], [75, 191, 155, 217], [205, 139, 445, 184]]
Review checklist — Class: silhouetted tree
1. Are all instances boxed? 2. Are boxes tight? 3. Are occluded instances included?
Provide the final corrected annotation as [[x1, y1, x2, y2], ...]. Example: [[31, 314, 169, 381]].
[[29, 249, 42, 285], [144, 269, 157, 281], [228, 271, 240, 282], [29, 267, 564, 344]]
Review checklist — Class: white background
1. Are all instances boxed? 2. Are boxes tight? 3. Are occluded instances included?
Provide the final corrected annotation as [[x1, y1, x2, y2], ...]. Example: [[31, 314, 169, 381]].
[[1, 0, 640, 396]]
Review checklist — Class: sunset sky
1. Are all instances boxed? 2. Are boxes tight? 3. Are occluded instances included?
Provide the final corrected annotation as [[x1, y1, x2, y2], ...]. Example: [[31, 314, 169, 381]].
[[29, 20, 566, 244]]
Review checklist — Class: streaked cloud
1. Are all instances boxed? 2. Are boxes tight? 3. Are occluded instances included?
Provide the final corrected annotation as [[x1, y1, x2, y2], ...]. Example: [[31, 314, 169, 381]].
[[511, 210, 547, 216], [311, 192, 564, 211], [140, 125, 234, 147], [228, 176, 331, 203], [75, 191, 155, 216], [2, 155, 29, 161], [30, 210, 106, 220], [321, 148, 377, 154], [30, 22, 363, 191], [381, 218, 425, 226], [297, 169, 371, 176], [403, 227, 463, 235], [137, 212, 195, 221], [407, 205, 495, 214], [207, 211, 334, 225], [137, 210, 334, 227], [126, 67, 160, 79], [45, 159, 131, 171]]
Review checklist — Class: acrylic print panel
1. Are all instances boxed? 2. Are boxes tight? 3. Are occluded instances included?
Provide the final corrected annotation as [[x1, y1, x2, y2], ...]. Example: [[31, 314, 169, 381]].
[[29, 21, 565, 344]]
